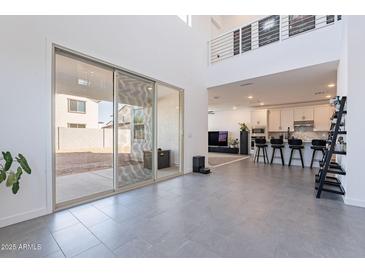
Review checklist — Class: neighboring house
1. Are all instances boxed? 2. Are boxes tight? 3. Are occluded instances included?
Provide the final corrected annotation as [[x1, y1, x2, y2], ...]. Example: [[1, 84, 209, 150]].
[[103, 104, 132, 129], [55, 94, 99, 129]]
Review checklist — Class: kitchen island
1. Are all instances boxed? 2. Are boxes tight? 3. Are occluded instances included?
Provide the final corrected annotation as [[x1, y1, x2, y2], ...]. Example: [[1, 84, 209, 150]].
[[265, 140, 324, 168]]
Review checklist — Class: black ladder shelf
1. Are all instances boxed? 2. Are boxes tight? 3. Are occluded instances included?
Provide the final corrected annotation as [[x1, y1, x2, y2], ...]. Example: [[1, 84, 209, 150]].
[[315, 96, 347, 198]]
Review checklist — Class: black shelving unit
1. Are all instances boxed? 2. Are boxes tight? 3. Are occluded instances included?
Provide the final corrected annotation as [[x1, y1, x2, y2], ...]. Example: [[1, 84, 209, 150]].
[[315, 96, 347, 198]]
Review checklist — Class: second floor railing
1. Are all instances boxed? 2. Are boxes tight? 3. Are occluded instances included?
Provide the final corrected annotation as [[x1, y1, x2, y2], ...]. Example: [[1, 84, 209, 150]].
[[209, 15, 342, 64]]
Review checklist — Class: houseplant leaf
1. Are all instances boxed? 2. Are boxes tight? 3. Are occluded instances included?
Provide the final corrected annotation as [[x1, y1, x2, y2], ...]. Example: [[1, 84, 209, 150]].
[[16, 154, 31, 174], [2, 151, 13, 171], [6, 171, 17, 187], [15, 166, 23, 181], [0, 170, 6, 184], [12, 182, 19, 194]]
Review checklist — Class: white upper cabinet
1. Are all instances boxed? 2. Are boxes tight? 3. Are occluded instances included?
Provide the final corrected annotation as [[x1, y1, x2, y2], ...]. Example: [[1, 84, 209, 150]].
[[251, 109, 267, 127], [294, 106, 314, 121], [280, 108, 294, 131], [268, 108, 294, 132], [268, 109, 281, 131], [314, 105, 332, 131], [267, 105, 331, 132]]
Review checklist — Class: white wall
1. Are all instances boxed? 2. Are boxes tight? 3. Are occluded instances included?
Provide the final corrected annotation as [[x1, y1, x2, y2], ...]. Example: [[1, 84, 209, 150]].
[[336, 17, 348, 191], [208, 21, 343, 88], [0, 15, 210, 227], [210, 15, 265, 38], [337, 16, 365, 207], [208, 108, 251, 141]]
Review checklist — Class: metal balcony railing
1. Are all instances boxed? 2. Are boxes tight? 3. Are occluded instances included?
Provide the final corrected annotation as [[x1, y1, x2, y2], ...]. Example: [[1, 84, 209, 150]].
[[209, 15, 342, 64]]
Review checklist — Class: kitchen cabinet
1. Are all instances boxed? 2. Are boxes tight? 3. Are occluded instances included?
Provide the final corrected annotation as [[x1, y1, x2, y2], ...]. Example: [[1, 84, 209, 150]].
[[251, 109, 267, 127], [294, 107, 313, 121], [268, 108, 294, 132], [268, 109, 281, 131], [314, 105, 332, 131], [281, 108, 294, 131]]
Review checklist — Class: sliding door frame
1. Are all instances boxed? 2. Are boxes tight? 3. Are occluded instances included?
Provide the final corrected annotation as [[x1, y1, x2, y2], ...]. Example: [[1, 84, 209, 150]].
[[155, 83, 185, 180], [52, 44, 184, 211]]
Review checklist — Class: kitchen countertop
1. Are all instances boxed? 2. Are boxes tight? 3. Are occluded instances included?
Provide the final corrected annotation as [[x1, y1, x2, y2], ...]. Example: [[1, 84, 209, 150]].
[[263, 140, 325, 167], [282, 139, 313, 143]]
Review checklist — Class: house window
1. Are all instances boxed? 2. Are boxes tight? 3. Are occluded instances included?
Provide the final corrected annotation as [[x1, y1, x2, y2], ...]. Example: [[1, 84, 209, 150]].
[[258, 15, 280, 47], [67, 123, 86, 128], [68, 99, 86, 113], [289, 15, 315, 37]]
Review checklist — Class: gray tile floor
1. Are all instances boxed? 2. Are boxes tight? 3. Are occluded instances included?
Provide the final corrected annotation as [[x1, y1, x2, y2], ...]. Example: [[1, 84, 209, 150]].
[[1, 158, 365, 258]]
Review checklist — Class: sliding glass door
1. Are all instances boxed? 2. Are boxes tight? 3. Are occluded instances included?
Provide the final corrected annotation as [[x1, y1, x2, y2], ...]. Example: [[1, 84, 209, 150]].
[[115, 71, 155, 188], [156, 83, 183, 179], [54, 48, 183, 208], [54, 50, 114, 206]]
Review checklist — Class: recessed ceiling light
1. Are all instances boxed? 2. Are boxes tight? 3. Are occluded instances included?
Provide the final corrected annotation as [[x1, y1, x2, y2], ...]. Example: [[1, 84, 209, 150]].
[[260, 102, 265, 106], [328, 83, 336, 88], [78, 79, 89, 86], [213, 96, 220, 100], [232, 106, 237, 110], [147, 87, 153, 91], [326, 95, 332, 98], [248, 95, 253, 99]]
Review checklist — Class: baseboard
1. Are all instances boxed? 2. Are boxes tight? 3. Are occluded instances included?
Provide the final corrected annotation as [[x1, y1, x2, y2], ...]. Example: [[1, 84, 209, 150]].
[[344, 197, 365, 208], [0, 207, 50, 228]]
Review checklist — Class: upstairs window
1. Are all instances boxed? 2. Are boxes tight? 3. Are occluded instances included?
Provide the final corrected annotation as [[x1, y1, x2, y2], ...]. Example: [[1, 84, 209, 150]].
[[241, 24, 252, 53], [289, 15, 315, 37], [68, 99, 86, 113], [233, 29, 240, 55], [326, 15, 335, 24], [258, 15, 280, 47]]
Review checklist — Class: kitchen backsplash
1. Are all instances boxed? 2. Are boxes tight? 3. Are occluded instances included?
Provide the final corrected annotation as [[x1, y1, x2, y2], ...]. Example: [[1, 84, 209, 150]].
[[269, 127, 328, 141]]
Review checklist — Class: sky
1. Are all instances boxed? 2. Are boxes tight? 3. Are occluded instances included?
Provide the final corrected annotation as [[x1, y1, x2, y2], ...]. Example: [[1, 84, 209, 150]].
[[98, 101, 113, 124]]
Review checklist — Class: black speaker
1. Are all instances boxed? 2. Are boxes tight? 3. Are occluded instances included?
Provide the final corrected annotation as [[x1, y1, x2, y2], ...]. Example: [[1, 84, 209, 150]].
[[240, 131, 249, 155], [193, 156, 205, 172]]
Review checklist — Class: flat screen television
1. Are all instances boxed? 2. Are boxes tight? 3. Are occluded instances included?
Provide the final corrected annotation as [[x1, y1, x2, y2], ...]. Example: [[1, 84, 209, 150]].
[[208, 131, 228, 147]]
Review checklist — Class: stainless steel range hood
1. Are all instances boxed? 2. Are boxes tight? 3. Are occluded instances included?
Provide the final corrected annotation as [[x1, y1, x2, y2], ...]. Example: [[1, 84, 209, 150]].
[[294, 120, 314, 127]]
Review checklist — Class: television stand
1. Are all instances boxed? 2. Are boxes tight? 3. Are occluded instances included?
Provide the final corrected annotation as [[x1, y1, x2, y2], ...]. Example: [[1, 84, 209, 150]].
[[208, 146, 239, 154]]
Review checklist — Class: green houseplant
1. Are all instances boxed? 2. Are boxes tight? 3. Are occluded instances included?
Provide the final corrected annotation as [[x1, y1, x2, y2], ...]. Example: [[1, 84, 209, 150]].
[[0, 151, 31, 194], [238, 122, 249, 132]]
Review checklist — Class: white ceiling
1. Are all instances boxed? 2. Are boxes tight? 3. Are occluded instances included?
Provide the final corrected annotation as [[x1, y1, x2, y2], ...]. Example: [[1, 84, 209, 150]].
[[55, 53, 114, 102], [208, 61, 338, 111]]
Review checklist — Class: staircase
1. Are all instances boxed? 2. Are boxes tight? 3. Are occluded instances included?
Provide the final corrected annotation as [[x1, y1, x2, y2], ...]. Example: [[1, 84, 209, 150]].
[[315, 96, 347, 198]]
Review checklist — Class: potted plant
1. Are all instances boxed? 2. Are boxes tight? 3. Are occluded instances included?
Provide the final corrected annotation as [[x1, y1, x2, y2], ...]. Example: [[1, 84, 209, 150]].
[[238, 122, 249, 154], [228, 137, 239, 148], [238, 122, 249, 132], [0, 151, 31, 194]]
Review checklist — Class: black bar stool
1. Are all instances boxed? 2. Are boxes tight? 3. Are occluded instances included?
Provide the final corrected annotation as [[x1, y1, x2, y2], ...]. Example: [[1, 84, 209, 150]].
[[254, 138, 269, 164], [310, 139, 327, 168], [270, 138, 285, 166], [288, 138, 304, 168]]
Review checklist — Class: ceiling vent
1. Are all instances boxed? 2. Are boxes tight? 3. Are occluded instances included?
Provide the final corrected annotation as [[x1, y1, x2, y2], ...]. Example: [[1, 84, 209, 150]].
[[314, 91, 325, 95], [240, 82, 253, 87], [208, 110, 215, 115]]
